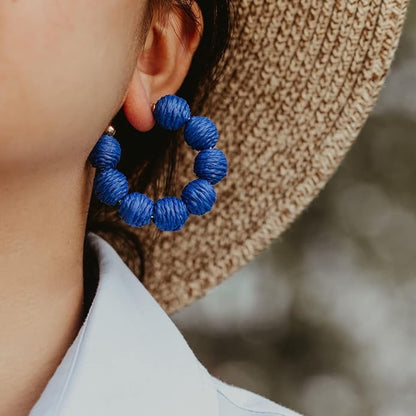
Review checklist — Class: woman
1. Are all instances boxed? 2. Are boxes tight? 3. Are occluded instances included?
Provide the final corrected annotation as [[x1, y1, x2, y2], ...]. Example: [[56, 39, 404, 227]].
[[0, 0, 409, 415]]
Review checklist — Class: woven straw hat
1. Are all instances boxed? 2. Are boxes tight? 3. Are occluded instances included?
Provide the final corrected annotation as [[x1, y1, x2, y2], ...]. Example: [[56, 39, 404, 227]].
[[111, 0, 409, 314]]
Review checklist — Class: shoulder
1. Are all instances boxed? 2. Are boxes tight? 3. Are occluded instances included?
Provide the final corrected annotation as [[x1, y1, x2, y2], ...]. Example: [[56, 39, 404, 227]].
[[211, 376, 303, 416]]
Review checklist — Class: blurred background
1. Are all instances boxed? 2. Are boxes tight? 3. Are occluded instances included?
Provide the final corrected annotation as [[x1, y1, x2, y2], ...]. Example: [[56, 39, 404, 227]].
[[172, 3, 416, 416]]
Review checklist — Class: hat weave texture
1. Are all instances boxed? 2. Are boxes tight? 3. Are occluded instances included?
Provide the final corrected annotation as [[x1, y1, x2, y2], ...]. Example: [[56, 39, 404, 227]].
[[112, 0, 409, 314]]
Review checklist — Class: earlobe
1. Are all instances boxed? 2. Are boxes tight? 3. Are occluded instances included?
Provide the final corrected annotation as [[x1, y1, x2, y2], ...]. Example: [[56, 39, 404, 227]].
[[122, 2, 203, 133], [123, 69, 155, 132]]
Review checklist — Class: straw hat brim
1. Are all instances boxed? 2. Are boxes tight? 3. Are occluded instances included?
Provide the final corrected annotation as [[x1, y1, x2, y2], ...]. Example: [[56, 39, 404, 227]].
[[131, 0, 409, 314]]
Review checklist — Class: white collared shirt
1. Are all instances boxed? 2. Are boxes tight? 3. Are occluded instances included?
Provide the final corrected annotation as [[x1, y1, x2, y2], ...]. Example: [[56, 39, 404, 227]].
[[30, 232, 302, 416]]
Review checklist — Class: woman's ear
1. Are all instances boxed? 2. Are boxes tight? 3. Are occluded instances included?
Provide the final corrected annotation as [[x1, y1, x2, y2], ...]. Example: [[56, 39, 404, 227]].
[[123, 2, 203, 132]]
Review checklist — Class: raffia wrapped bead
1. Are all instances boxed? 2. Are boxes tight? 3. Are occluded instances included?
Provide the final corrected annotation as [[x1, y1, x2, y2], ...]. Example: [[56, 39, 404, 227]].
[[181, 179, 217, 216], [153, 95, 191, 131], [119, 193, 154, 228], [194, 148, 228, 185], [153, 197, 189, 232], [93, 169, 129, 206], [184, 116, 219, 150], [88, 134, 121, 170]]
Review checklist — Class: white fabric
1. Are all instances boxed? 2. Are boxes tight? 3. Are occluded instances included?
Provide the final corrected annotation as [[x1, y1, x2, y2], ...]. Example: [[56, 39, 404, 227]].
[[30, 232, 302, 416]]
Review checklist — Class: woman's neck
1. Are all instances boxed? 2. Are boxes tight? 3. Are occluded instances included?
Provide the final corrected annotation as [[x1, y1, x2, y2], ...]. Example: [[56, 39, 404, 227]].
[[0, 160, 95, 416]]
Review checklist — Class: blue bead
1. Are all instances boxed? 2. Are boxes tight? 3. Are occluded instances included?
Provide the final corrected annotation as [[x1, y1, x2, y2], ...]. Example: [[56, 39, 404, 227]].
[[181, 179, 216, 216], [93, 169, 129, 206], [194, 149, 228, 185], [118, 192, 154, 228], [89, 134, 121, 169], [153, 196, 189, 231], [153, 95, 191, 131], [184, 116, 219, 150]]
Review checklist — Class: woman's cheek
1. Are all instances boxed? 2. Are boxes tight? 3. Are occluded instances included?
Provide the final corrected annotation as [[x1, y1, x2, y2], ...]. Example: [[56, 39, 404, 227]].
[[0, 0, 147, 169]]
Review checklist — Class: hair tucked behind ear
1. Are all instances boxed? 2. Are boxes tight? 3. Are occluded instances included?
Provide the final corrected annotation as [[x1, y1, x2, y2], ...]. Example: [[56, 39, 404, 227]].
[[84, 0, 233, 285]]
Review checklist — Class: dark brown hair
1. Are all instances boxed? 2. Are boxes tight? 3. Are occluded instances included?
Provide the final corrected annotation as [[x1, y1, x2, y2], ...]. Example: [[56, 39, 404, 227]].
[[83, 0, 233, 299]]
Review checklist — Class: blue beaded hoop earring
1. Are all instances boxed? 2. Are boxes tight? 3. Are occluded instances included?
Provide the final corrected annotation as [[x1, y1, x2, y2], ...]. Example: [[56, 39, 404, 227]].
[[88, 95, 228, 232]]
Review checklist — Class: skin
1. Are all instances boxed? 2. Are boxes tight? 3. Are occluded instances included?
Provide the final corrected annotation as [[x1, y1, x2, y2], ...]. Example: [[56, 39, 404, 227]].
[[0, 1, 202, 414]]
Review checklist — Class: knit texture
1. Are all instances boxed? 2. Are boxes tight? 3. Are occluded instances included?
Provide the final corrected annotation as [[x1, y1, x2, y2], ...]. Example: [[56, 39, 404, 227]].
[[98, 0, 410, 314]]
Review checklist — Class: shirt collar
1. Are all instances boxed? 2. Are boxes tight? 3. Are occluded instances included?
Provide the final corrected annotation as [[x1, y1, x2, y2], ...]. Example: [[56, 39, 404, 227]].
[[30, 232, 219, 416]]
